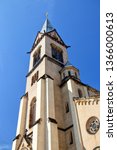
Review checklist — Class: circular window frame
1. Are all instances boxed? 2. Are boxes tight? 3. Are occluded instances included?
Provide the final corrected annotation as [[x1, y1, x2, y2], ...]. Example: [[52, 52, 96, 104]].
[[86, 116, 100, 135]]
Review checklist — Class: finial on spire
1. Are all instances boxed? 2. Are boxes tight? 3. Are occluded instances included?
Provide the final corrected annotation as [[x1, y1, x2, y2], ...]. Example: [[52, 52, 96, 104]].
[[46, 12, 48, 19]]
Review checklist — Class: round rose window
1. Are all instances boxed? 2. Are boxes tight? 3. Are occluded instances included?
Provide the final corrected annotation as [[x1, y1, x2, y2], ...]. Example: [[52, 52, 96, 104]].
[[86, 116, 100, 134]]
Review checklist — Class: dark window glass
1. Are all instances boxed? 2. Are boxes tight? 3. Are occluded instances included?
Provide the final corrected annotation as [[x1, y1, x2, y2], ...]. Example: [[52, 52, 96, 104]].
[[68, 71, 71, 76], [52, 48, 63, 63], [63, 72, 66, 78], [33, 51, 40, 66], [75, 72, 78, 78]]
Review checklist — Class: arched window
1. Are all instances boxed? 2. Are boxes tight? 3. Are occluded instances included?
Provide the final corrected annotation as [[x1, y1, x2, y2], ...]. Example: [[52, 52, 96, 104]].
[[65, 102, 69, 113], [29, 98, 36, 128], [69, 131, 73, 144], [33, 50, 41, 66], [78, 89, 83, 98], [51, 47, 63, 62]]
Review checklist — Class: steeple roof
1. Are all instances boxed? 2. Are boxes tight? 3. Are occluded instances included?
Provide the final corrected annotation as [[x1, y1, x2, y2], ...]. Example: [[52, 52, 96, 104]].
[[40, 18, 54, 33]]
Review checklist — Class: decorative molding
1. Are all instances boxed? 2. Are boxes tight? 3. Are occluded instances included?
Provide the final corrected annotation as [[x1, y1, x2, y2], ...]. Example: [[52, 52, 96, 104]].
[[86, 116, 100, 134], [73, 98, 100, 106], [40, 74, 54, 80], [47, 55, 64, 67], [26, 54, 64, 77], [58, 125, 73, 132], [27, 30, 69, 54]]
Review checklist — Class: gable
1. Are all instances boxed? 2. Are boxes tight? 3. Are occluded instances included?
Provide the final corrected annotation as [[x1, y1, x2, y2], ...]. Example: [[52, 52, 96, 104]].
[[48, 30, 65, 45], [18, 135, 32, 150]]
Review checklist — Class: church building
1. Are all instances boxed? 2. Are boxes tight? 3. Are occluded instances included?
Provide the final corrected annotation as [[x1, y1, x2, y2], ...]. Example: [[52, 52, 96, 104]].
[[12, 17, 100, 150]]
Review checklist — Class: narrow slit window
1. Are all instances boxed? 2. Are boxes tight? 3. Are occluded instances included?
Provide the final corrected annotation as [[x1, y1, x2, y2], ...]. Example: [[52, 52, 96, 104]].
[[65, 102, 69, 113], [75, 72, 78, 78], [68, 71, 71, 76], [69, 131, 73, 145]]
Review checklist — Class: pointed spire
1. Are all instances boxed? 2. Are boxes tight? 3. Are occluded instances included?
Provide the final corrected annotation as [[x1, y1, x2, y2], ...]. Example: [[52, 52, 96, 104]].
[[40, 14, 54, 33]]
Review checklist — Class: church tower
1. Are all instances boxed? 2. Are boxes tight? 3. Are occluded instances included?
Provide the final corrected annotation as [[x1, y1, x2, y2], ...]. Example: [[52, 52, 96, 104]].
[[12, 17, 100, 150]]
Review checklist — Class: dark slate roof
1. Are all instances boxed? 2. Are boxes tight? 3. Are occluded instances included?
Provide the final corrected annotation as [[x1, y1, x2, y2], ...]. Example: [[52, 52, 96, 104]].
[[41, 18, 54, 33], [64, 61, 73, 67]]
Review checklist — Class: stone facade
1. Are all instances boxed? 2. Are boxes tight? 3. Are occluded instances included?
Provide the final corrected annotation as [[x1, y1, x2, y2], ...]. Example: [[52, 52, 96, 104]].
[[12, 18, 100, 150]]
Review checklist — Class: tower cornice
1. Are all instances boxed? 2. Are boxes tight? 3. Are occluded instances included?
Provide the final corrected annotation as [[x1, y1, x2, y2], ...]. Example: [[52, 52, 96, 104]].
[[26, 54, 64, 77]]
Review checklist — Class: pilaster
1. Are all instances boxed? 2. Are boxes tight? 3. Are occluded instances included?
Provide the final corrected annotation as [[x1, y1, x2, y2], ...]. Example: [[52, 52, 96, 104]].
[[32, 78, 46, 150], [12, 94, 28, 150], [67, 79, 84, 150], [46, 77, 59, 150]]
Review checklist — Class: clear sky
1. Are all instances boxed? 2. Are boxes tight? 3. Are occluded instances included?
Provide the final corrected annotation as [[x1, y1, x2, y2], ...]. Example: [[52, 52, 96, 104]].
[[0, 0, 99, 149]]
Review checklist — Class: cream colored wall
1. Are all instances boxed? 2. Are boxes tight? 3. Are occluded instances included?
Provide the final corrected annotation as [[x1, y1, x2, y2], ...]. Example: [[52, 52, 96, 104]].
[[66, 79, 89, 98], [25, 34, 68, 149], [26, 57, 46, 93], [75, 98, 100, 150], [58, 130, 67, 150]]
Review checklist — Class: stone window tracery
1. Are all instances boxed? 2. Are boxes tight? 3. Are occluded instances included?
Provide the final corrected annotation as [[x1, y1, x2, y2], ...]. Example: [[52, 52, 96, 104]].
[[86, 116, 100, 134]]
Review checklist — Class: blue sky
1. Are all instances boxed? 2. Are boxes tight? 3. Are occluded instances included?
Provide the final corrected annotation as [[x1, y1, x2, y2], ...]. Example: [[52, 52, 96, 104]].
[[0, 0, 99, 149]]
